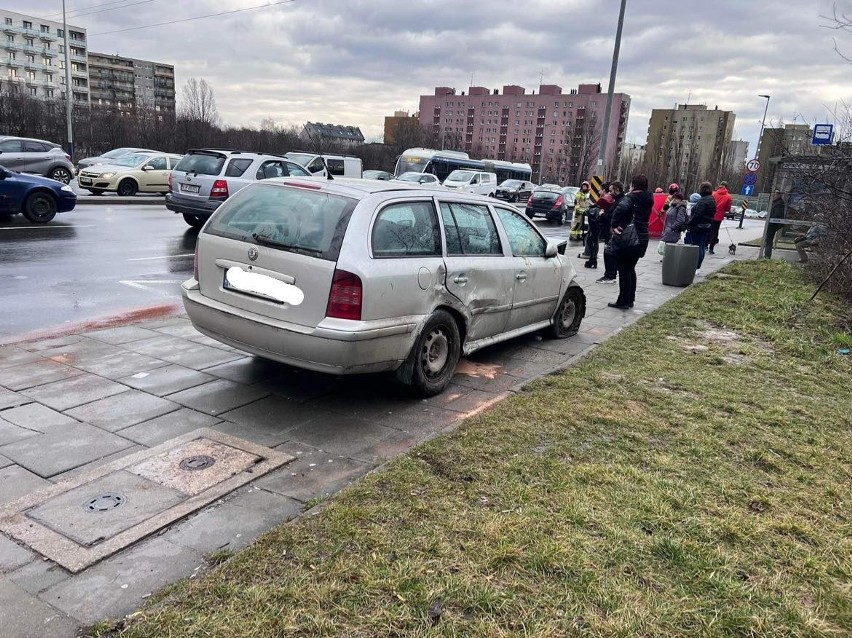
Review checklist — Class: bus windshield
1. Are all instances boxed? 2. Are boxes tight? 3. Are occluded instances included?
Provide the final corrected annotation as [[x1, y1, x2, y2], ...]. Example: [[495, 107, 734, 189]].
[[395, 155, 430, 175]]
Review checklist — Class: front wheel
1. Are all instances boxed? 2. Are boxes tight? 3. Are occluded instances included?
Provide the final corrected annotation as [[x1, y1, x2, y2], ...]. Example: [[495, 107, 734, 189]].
[[23, 192, 57, 223], [49, 167, 72, 184], [183, 213, 204, 228], [117, 179, 138, 197], [87, 189, 105, 195], [404, 310, 461, 396], [547, 287, 585, 339]]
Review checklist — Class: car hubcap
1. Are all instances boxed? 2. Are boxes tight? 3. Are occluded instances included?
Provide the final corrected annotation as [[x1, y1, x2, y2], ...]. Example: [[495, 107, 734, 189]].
[[53, 169, 70, 184], [560, 299, 576, 329], [421, 328, 449, 377]]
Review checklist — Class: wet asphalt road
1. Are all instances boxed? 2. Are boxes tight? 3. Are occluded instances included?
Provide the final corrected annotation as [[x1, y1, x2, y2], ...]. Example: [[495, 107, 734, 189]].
[[0, 203, 197, 343]]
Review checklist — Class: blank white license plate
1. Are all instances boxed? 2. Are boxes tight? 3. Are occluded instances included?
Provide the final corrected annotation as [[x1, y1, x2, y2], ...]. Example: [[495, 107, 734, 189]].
[[180, 183, 200, 194]]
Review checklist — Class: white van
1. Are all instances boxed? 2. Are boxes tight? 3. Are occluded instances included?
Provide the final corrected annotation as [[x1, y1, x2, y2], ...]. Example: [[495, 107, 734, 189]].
[[284, 153, 363, 178], [442, 170, 497, 197]]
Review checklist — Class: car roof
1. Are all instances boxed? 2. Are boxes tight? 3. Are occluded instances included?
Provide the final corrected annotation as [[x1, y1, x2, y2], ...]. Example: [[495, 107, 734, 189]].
[[261, 176, 503, 202], [0, 136, 59, 145]]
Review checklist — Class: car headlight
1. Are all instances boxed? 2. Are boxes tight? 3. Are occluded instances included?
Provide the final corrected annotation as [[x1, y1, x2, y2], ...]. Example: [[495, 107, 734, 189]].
[[60, 185, 74, 193], [100, 172, 115, 179]]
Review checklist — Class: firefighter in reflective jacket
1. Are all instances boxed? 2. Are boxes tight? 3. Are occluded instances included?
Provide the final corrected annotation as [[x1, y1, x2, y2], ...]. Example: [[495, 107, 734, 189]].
[[570, 181, 591, 241]]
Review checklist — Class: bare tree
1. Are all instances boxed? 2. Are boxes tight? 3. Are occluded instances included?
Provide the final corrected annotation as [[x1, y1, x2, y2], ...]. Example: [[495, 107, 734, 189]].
[[179, 78, 219, 127]]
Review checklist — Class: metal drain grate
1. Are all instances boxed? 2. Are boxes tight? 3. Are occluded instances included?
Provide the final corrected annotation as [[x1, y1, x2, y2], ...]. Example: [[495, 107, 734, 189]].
[[179, 455, 216, 471], [84, 493, 126, 512]]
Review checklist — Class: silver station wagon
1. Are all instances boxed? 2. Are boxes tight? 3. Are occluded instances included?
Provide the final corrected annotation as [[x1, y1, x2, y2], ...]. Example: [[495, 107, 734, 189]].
[[182, 178, 586, 395]]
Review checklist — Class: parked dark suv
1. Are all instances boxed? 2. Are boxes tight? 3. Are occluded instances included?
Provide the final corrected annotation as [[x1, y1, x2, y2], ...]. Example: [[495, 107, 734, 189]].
[[525, 185, 574, 224]]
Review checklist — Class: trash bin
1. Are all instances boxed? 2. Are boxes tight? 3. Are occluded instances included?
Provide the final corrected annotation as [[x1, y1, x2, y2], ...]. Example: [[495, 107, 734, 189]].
[[661, 242, 699, 286]]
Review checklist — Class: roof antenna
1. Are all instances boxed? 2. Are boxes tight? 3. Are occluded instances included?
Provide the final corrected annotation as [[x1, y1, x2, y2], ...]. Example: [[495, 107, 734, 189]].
[[322, 156, 333, 180]]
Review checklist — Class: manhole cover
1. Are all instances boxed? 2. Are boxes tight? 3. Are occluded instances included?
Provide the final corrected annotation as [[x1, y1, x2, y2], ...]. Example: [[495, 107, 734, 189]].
[[179, 455, 216, 471], [84, 493, 126, 512]]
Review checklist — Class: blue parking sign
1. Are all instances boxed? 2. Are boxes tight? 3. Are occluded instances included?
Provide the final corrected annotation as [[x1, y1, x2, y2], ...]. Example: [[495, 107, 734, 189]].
[[743, 172, 757, 186]]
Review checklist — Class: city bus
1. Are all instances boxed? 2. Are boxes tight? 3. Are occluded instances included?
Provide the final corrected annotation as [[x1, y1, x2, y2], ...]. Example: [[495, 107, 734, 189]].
[[481, 159, 533, 183], [394, 148, 533, 184]]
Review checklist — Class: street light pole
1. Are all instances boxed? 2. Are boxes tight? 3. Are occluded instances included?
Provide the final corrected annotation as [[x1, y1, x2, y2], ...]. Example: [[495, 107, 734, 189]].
[[62, 0, 74, 160], [755, 94, 772, 250], [756, 94, 770, 160], [597, 0, 627, 178]]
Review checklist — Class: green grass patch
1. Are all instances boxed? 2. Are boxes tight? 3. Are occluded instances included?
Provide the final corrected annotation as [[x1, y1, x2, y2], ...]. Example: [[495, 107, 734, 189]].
[[95, 261, 851, 638]]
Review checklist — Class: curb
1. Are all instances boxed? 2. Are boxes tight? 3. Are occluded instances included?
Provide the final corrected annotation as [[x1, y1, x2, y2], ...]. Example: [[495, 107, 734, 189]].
[[77, 196, 165, 205]]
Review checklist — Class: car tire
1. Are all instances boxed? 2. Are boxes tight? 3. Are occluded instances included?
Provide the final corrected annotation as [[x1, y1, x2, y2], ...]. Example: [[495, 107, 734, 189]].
[[405, 310, 461, 397], [182, 213, 204, 229], [526, 210, 535, 219], [22, 192, 58, 223], [117, 179, 138, 197], [547, 286, 585, 339], [48, 167, 72, 184], [87, 189, 105, 195]]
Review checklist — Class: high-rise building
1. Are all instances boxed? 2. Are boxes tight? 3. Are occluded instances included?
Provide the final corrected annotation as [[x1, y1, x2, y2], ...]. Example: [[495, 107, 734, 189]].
[[755, 124, 812, 194], [644, 104, 736, 193], [303, 122, 365, 146], [0, 9, 89, 104], [88, 53, 175, 114], [418, 83, 630, 184]]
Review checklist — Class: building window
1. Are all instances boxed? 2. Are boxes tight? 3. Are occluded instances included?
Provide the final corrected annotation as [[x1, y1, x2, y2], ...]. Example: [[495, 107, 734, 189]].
[[40, 25, 49, 33], [29, 87, 37, 96], [25, 37, 33, 46], [26, 70, 35, 80], [8, 51, 15, 60], [23, 21, 32, 29], [6, 35, 14, 43], [4, 18, 11, 25], [46, 88, 54, 98]]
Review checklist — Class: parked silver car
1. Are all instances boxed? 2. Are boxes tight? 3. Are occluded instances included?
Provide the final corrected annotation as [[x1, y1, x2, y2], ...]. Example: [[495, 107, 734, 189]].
[[166, 149, 311, 228], [182, 178, 586, 395], [0, 136, 75, 183]]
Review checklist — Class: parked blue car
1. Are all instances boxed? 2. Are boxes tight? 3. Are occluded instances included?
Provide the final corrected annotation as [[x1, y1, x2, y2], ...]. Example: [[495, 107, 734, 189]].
[[0, 164, 77, 223]]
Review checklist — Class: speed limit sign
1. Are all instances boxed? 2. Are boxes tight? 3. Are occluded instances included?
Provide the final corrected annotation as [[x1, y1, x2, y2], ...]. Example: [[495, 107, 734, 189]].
[[746, 159, 761, 172]]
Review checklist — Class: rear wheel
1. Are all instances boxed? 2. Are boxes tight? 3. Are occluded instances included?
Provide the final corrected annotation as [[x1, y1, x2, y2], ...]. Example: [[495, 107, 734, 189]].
[[23, 192, 57, 223], [183, 213, 204, 229], [117, 179, 138, 197], [405, 310, 461, 397], [49, 167, 72, 184], [547, 287, 584, 338]]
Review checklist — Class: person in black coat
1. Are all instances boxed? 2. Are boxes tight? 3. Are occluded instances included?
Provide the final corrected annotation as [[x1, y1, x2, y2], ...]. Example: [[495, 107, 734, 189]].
[[685, 181, 716, 270], [608, 174, 654, 309]]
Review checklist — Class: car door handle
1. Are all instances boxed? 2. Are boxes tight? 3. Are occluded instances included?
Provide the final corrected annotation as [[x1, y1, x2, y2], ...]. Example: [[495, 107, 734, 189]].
[[453, 275, 468, 284], [516, 272, 528, 282]]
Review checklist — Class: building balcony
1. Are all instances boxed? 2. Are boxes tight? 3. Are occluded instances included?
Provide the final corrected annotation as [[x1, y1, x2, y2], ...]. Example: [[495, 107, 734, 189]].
[[39, 33, 57, 43], [3, 41, 21, 52], [3, 26, 16, 36], [5, 58, 22, 67], [41, 48, 56, 58]]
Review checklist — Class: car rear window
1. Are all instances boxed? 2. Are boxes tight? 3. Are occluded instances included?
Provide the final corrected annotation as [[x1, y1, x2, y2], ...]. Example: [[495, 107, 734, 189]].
[[225, 158, 253, 177], [174, 153, 226, 175], [205, 183, 357, 262]]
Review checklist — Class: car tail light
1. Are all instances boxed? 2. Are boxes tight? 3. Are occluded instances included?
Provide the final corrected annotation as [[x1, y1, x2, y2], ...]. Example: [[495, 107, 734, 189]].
[[326, 269, 362, 320], [209, 179, 229, 200], [527, 195, 534, 205], [193, 242, 199, 281], [554, 195, 564, 208]]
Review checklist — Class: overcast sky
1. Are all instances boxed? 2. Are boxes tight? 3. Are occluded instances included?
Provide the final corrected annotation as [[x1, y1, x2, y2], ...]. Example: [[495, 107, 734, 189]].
[[13, 0, 852, 155]]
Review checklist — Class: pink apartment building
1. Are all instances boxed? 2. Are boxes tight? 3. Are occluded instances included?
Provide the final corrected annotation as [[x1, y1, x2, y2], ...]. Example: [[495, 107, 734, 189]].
[[418, 83, 630, 184]]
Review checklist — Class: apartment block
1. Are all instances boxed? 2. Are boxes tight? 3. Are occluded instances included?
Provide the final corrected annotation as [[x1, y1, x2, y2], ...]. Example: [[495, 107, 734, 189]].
[[644, 104, 736, 192], [384, 110, 419, 145], [418, 83, 630, 184], [0, 9, 88, 103], [755, 123, 812, 194], [88, 52, 176, 114]]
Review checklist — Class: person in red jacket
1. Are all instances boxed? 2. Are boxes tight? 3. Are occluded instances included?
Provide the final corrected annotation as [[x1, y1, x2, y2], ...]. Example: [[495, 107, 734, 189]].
[[709, 181, 733, 254]]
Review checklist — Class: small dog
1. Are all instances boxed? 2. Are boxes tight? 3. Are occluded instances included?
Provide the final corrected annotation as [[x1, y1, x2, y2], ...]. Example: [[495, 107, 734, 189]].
[[728, 242, 737, 255]]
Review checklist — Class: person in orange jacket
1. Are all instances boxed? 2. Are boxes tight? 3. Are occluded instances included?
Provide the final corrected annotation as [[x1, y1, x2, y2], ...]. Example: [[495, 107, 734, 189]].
[[709, 181, 733, 254]]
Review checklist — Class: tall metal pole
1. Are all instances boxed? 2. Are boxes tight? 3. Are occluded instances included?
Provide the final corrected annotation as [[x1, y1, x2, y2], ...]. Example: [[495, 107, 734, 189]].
[[755, 94, 770, 159], [755, 95, 771, 252], [597, 0, 627, 178], [62, 0, 74, 160]]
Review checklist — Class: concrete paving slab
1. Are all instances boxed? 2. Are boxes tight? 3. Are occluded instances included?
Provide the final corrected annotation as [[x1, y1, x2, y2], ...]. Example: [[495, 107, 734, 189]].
[[40, 537, 204, 625], [163, 344, 244, 371], [166, 379, 268, 416], [0, 533, 34, 573], [0, 577, 79, 638], [149, 322, 203, 339], [116, 408, 221, 447], [65, 390, 180, 433], [259, 442, 372, 503], [118, 364, 215, 396], [36, 338, 118, 368], [0, 453, 12, 469], [21, 374, 130, 412], [0, 466, 52, 506], [50, 445, 145, 483], [18, 335, 84, 353], [82, 326, 163, 345], [219, 394, 326, 432], [0, 346, 44, 369], [0, 403, 78, 433], [0, 429, 293, 572], [165, 488, 301, 553], [0, 361, 83, 392], [0, 418, 40, 446], [0, 423, 134, 478], [0, 388, 32, 410], [284, 415, 409, 463], [28, 471, 186, 547], [72, 350, 170, 378], [201, 356, 284, 384], [8, 559, 71, 595]]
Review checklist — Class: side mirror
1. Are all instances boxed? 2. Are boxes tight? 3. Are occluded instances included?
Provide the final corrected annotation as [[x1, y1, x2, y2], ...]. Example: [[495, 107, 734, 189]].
[[545, 242, 559, 258], [142, 165, 154, 171], [556, 241, 567, 255]]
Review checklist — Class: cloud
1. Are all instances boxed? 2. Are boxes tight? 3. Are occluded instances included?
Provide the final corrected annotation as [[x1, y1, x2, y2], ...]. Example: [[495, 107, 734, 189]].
[[13, 0, 852, 154]]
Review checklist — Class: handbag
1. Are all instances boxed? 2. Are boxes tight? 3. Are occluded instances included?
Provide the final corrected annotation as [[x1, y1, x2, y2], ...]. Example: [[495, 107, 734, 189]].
[[610, 223, 639, 253]]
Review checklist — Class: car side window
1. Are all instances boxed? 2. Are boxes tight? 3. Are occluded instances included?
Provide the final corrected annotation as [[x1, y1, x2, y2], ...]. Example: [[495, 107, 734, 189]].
[[372, 201, 441, 258], [225, 158, 253, 177], [0, 140, 23, 152], [23, 141, 48, 152], [146, 157, 167, 170], [440, 202, 502, 256], [256, 161, 285, 180], [470, 175, 480, 184], [286, 161, 310, 177], [308, 158, 325, 173], [494, 207, 547, 257]]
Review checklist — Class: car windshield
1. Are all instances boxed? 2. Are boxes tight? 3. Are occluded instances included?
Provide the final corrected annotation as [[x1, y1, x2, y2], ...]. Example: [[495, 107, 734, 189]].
[[535, 185, 561, 193], [206, 183, 358, 262], [446, 170, 475, 182], [174, 153, 226, 175], [500, 180, 522, 188], [397, 172, 426, 182], [101, 148, 133, 159], [564, 187, 580, 195], [284, 153, 314, 167], [110, 154, 150, 167]]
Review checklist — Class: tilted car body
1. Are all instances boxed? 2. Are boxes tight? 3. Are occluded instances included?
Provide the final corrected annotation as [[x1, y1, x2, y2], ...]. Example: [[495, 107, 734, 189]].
[[166, 149, 311, 228], [76, 147, 157, 174], [77, 152, 182, 196], [0, 164, 77, 223], [0, 136, 75, 184], [182, 178, 585, 395]]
